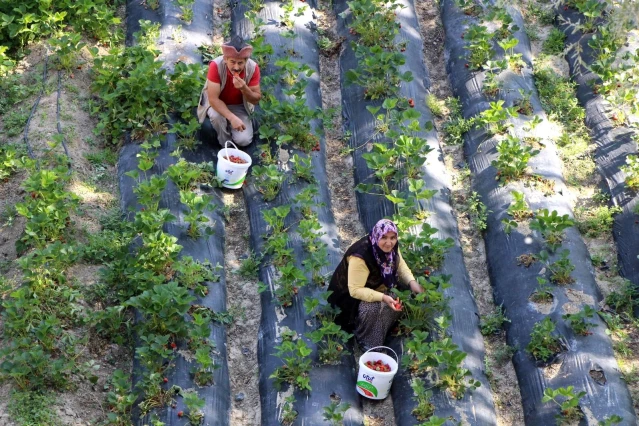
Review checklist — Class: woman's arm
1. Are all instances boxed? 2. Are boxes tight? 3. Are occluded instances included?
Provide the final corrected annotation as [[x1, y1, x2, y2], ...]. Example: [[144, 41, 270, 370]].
[[398, 251, 423, 294], [348, 257, 384, 302], [349, 258, 402, 310]]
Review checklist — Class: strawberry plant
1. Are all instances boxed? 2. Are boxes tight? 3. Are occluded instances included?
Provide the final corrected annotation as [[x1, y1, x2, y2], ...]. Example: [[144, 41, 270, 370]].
[[456, 0, 482, 16], [307, 321, 352, 364], [492, 134, 539, 181], [411, 378, 435, 421], [166, 158, 204, 191], [252, 165, 286, 201], [621, 155, 639, 191], [477, 100, 518, 135], [345, 0, 403, 48], [464, 24, 494, 70], [530, 209, 574, 252], [323, 400, 351, 426], [506, 191, 533, 221], [49, 32, 86, 71], [183, 390, 205, 425], [275, 263, 307, 307], [346, 45, 413, 99], [293, 185, 321, 218], [304, 292, 341, 323], [539, 250, 576, 285], [526, 317, 563, 362], [575, 0, 607, 32], [263, 205, 291, 235], [393, 276, 450, 334], [542, 386, 586, 424], [290, 153, 315, 183], [482, 60, 506, 97], [400, 223, 454, 272], [168, 119, 202, 151], [131, 174, 167, 212], [563, 305, 597, 336], [530, 277, 553, 303], [264, 233, 293, 267], [15, 166, 79, 250], [497, 37, 525, 73], [126, 281, 195, 338], [486, 6, 519, 40], [180, 191, 215, 239], [173, 257, 219, 297], [281, 395, 297, 425], [514, 89, 534, 115], [270, 334, 312, 391], [106, 369, 137, 425]]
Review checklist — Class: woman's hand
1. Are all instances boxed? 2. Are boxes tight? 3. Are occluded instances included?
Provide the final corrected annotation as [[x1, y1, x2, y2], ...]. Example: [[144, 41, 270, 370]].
[[409, 280, 424, 294], [382, 294, 402, 311]]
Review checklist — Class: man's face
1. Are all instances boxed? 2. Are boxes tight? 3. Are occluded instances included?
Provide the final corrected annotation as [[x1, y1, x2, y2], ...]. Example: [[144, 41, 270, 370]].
[[224, 57, 247, 75]]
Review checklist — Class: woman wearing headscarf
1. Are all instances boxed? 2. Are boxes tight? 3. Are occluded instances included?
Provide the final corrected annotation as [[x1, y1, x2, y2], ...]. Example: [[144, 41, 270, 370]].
[[327, 219, 423, 351]]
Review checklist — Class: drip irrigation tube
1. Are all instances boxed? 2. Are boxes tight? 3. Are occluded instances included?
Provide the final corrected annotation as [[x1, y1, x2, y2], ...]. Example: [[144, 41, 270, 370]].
[[440, 0, 636, 423], [335, 0, 496, 423], [23, 54, 49, 160], [122, 1, 230, 424], [230, 0, 365, 424], [556, 6, 639, 290]]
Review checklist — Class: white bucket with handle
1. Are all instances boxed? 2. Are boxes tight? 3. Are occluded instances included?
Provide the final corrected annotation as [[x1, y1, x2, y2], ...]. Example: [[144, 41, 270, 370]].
[[216, 140, 252, 189], [356, 346, 399, 400]]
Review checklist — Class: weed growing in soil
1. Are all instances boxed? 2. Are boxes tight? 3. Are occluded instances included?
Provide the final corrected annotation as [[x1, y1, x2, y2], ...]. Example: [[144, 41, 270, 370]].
[[465, 191, 490, 232], [238, 250, 261, 279], [527, 317, 563, 362], [575, 205, 622, 237], [7, 390, 61, 426], [480, 305, 511, 336], [542, 28, 566, 55]]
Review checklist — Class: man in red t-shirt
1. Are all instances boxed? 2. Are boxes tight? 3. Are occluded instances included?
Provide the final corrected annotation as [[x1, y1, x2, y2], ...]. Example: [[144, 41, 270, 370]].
[[202, 37, 261, 147]]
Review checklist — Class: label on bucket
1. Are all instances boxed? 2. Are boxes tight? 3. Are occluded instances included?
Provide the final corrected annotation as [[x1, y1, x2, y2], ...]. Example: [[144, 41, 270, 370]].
[[356, 381, 378, 398]]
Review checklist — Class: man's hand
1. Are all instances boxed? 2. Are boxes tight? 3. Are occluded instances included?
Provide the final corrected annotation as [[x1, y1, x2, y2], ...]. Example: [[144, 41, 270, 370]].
[[230, 115, 246, 131], [231, 74, 247, 90]]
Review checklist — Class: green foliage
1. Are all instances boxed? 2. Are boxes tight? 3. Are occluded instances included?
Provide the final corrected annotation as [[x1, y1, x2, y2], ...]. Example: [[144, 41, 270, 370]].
[[166, 158, 204, 191], [307, 321, 352, 364], [530, 209, 574, 252], [465, 191, 489, 232], [0, 144, 25, 181], [540, 249, 575, 285], [393, 275, 450, 334], [290, 153, 315, 183], [480, 305, 510, 336], [605, 280, 639, 317], [251, 165, 286, 201], [403, 331, 480, 399], [401, 223, 454, 272], [477, 100, 518, 135], [323, 400, 351, 426], [563, 305, 597, 336], [344, 0, 403, 48], [542, 28, 566, 55], [0, 0, 121, 56], [534, 68, 586, 132], [270, 333, 312, 391], [575, 205, 622, 237], [49, 32, 86, 71], [346, 44, 413, 99], [492, 134, 539, 181], [542, 386, 586, 424], [7, 390, 61, 426], [411, 377, 435, 421], [15, 166, 79, 250], [464, 24, 494, 70], [527, 317, 563, 362], [183, 390, 205, 425], [238, 250, 262, 279], [621, 155, 639, 191]]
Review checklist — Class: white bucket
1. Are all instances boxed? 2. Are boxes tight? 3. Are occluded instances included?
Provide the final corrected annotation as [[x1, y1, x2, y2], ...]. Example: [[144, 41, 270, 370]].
[[216, 141, 252, 189], [356, 346, 399, 400]]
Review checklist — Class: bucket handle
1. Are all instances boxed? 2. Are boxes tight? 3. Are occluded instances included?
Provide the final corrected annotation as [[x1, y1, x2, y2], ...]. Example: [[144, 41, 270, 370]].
[[363, 346, 399, 365], [225, 140, 240, 151]]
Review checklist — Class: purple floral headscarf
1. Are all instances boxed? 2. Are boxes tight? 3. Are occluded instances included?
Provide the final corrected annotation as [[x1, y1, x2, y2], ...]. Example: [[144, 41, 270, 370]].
[[369, 219, 399, 288]]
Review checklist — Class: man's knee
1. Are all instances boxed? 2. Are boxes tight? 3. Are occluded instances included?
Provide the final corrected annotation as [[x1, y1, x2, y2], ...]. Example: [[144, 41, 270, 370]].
[[233, 130, 253, 147]]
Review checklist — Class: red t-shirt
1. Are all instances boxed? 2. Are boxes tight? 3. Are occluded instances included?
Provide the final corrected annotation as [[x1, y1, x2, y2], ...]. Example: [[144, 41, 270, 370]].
[[207, 61, 261, 105]]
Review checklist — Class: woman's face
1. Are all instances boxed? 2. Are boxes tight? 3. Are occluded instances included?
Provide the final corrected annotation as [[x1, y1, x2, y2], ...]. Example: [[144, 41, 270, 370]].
[[377, 231, 398, 253]]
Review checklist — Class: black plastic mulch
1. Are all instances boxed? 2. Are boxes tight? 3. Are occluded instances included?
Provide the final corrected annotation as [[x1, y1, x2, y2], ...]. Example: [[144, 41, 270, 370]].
[[440, 0, 636, 423]]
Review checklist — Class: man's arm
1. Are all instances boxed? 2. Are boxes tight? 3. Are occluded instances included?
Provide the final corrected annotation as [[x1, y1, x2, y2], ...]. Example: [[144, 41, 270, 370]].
[[207, 79, 246, 131], [240, 82, 262, 105]]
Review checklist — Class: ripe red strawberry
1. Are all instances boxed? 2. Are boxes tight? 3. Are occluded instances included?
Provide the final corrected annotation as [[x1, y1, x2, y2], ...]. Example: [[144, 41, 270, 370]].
[[177, 411, 184, 417], [465, 63, 469, 68], [163, 377, 168, 383], [170, 342, 177, 349]]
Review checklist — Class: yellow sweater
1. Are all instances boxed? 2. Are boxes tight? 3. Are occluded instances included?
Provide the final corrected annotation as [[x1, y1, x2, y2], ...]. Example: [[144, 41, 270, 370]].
[[347, 251, 415, 302]]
